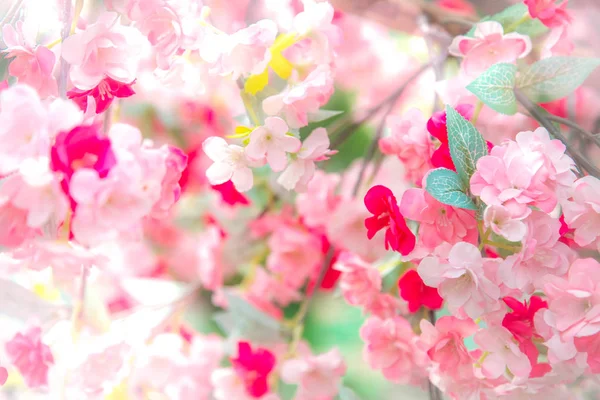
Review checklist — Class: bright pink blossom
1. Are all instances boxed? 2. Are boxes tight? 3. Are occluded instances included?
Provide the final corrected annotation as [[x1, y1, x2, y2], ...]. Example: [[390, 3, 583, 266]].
[[280, 349, 346, 399], [503, 296, 548, 343], [364, 185, 416, 255], [61, 12, 144, 89], [400, 187, 478, 249], [449, 21, 532, 76], [418, 242, 500, 319], [231, 341, 276, 398], [277, 127, 335, 191], [360, 316, 428, 384], [263, 65, 334, 129], [525, 0, 572, 27], [2, 22, 57, 97], [562, 176, 600, 252], [474, 326, 532, 379], [398, 269, 443, 313], [5, 326, 54, 388], [379, 108, 434, 185], [203, 136, 255, 192], [427, 104, 474, 172], [246, 117, 301, 172], [211, 180, 250, 206], [67, 77, 136, 114]]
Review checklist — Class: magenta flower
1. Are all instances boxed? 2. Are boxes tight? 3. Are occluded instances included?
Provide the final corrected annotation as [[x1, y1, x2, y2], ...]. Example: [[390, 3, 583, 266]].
[[67, 77, 136, 115]]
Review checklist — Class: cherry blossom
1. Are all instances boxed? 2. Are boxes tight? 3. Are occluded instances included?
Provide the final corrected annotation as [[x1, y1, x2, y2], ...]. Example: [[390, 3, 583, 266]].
[[449, 21, 532, 76], [525, 0, 572, 28], [226, 341, 276, 398], [246, 117, 301, 172], [67, 77, 136, 114], [562, 176, 600, 252], [483, 204, 527, 242], [474, 326, 532, 379], [5, 326, 54, 388], [203, 136, 255, 192]]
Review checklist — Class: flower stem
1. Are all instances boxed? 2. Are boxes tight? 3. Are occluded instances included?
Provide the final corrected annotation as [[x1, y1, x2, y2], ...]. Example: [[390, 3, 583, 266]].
[[471, 100, 484, 125]]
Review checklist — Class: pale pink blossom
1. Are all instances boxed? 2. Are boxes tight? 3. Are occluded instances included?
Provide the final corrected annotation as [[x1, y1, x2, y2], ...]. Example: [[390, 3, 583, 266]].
[[280, 348, 346, 399], [0, 366, 6, 386], [418, 316, 477, 379], [211, 368, 280, 400], [379, 109, 434, 185], [562, 176, 600, 252], [474, 326, 532, 379], [62, 12, 145, 89], [246, 117, 301, 172], [127, 0, 182, 69], [360, 316, 428, 384], [541, 26, 574, 59], [203, 136, 255, 192], [400, 188, 478, 249], [150, 145, 187, 219], [246, 267, 302, 309], [296, 170, 340, 228], [449, 21, 532, 76], [292, 0, 341, 64], [471, 128, 576, 219], [263, 65, 334, 129], [2, 22, 57, 97], [483, 204, 527, 242], [5, 326, 54, 388], [543, 258, 600, 340], [70, 341, 131, 395], [418, 242, 500, 319], [196, 223, 227, 291], [277, 127, 335, 191]]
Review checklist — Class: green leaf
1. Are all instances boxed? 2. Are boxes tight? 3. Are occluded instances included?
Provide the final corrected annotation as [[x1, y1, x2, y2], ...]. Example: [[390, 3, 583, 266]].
[[465, 4, 547, 38], [445, 105, 488, 185], [308, 109, 344, 124], [517, 56, 600, 103], [467, 63, 517, 115], [425, 168, 477, 210]]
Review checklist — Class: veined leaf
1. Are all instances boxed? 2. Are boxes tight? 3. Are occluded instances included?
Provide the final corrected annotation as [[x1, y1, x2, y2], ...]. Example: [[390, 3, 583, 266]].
[[467, 63, 517, 115], [425, 168, 477, 210]]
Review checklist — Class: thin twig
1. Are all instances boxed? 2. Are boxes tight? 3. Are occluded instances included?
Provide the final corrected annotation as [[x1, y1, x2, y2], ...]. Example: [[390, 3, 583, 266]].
[[515, 89, 600, 178], [543, 114, 600, 147]]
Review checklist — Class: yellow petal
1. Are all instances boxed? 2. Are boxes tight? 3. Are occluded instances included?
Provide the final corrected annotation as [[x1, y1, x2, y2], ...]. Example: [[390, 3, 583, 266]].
[[244, 68, 270, 95], [33, 283, 60, 302], [269, 54, 293, 80], [105, 380, 130, 400], [271, 32, 298, 54]]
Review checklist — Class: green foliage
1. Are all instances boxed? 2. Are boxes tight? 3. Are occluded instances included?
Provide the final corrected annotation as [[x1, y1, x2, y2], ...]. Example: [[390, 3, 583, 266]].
[[517, 56, 600, 103], [425, 168, 477, 210], [466, 4, 547, 37], [445, 105, 488, 186], [467, 63, 517, 115]]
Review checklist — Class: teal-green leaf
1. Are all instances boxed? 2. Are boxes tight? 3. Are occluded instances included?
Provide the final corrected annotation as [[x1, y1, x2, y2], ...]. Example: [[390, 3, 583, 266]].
[[445, 105, 488, 185], [425, 168, 477, 210], [467, 63, 517, 115], [516, 56, 600, 103], [465, 4, 547, 38]]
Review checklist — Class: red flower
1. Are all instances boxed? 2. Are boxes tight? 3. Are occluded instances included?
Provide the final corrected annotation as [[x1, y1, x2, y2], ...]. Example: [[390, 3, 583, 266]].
[[398, 269, 443, 313], [524, 0, 572, 28], [211, 180, 251, 206], [231, 341, 276, 398], [502, 296, 548, 343], [67, 77, 135, 114], [364, 185, 416, 255], [436, 0, 476, 16]]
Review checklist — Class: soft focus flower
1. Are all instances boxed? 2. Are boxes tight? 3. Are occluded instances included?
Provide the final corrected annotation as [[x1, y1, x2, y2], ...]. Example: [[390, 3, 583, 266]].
[[418, 242, 500, 319], [562, 176, 600, 252], [246, 117, 301, 172], [296, 170, 340, 228], [360, 316, 428, 384], [379, 108, 434, 185], [398, 269, 443, 313], [67, 77, 136, 114], [525, 0, 572, 27], [0, 366, 6, 386], [231, 341, 276, 398], [474, 326, 532, 378], [150, 145, 187, 218], [281, 348, 346, 399], [1, 22, 57, 97], [449, 21, 532, 76], [277, 127, 335, 191], [292, 0, 340, 64], [211, 180, 251, 206], [62, 12, 145, 89], [364, 185, 416, 255], [263, 65, 334, 129], [203, 136, 255, 192], [5, 326, 54, 388]]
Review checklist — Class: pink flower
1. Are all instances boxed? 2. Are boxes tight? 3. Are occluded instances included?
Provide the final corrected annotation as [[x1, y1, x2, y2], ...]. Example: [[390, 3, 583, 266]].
[[562, 176, 600, 252], [364, 185, 416, 255], [281, 348, 346, 399], [196, 222, 228, 291], [277, 127, 335, 191], [150, 145, 188, 219], [483, 205, 527, 242], [379, 108, 434, 185], [418, 316, 477, 378], [263, 65, 334, 129], [525, 0, 572, 28], [449, 21, 532, 76], [292, 0, 340, 64], [1, 22, 57, 98], [5, 326, 54, 388], [398, 270, 443, 313], [400, 188, 478, 249], [503, 296, 548, 344], [203, 136, 254, 192], [296, 170, 340, 228], [543, 258, 600, 340], [0, 366, 6, 386], [62, 12, 144, 89], [127, 0, 182, 69], [470, 128, 576, 219], [418, 242, 500, 319], [211, 180, 251, 206], [67, 77, 136, 114], [474, 326, 532, 378], [246, 117, 301, 172], [231, 341, 276, 398], [360, 316, 428, 384], [541, 25, 574, 59]]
